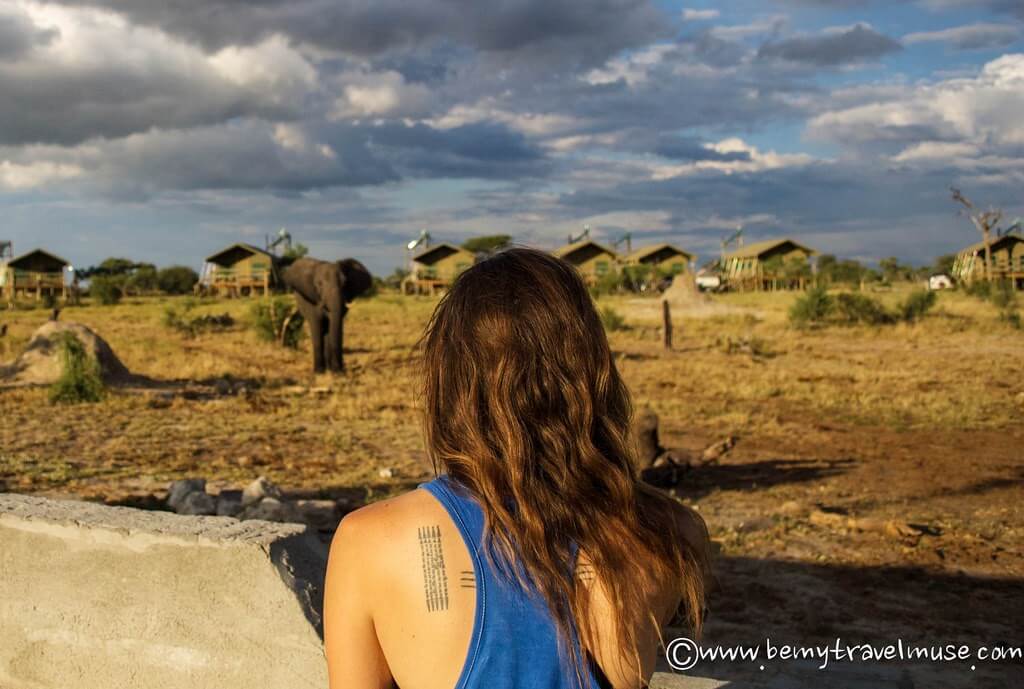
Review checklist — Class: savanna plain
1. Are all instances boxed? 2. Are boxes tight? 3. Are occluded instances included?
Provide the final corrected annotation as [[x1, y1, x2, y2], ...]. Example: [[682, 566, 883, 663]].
[[1, 288, 1021, 687]]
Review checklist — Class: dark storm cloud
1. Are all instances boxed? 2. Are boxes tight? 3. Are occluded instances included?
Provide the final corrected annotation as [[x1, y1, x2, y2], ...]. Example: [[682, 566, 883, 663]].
[[73, 123, 398, 200], [361, 121, 552, 180], [0, 65, 298, 146], [559, 159, 956, 231], [0, 7, 58, 59], [758, 24, 902, 65], [37, 0, 668, 64]]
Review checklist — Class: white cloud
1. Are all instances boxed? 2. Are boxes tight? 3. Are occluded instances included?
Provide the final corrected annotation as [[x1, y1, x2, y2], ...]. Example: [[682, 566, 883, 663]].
[[330, 70, 433, 120], [209, 35, 318, 104], [682, 9, 720, 21], [649, 138, 816, 180], [0, 159, 81, 190], [904, 23, 1021, 50], [583, 43, 676, 86], [808, 54, 1024, 153]]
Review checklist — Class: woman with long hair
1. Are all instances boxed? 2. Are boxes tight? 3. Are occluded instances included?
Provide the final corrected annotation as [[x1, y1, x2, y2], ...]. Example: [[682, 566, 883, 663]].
[[323, 246, 710, 689]]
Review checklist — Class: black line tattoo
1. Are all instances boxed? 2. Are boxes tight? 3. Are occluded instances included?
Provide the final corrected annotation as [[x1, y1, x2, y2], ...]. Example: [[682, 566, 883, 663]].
[[418, 525, 449, 611], [460, 570, 476, 589]]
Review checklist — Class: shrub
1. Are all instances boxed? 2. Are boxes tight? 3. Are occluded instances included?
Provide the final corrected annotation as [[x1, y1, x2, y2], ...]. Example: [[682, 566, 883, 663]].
[[898, 289, 937, 323], [599, 305, 627, 331], [48, 332, 105, 404], [789, 286, 833, 327], [163, 302, 234, 337], [251, 297, 305, 348], [835, 292, 893, 325], [157, 266, 199, 295], [89, 276, 122, 305]]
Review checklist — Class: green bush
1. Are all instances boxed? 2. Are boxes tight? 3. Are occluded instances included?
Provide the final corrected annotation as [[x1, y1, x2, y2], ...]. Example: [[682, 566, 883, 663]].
[[789, 286, 833, 327], [599, 305, 627, 331], [89, 276, 122, 305], [157, 266, 199, 295], [250, 297, 305, 348], [898, 289, 937, 323], [163, 302, 234, 337], [48, 332, 105, 404], [835, 292, 893, 325]]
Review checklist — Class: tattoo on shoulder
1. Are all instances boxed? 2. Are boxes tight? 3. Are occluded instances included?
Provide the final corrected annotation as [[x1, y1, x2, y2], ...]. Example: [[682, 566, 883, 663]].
[[460, 570, 475, 589], [418, 525, 449, 612], [576, 562, 595, 583]]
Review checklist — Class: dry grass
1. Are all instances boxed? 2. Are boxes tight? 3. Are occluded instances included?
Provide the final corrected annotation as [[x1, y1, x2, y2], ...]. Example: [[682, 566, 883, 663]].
[[0, 287, 1021, 500]]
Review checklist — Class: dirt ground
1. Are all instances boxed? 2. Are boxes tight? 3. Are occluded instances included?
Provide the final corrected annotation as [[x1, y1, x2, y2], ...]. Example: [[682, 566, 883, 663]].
[[1, 289, 1021, 688]]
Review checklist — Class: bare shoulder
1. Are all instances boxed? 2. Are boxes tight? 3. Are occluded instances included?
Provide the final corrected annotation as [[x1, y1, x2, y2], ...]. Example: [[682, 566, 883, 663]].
[[329, 488, 444, 560]]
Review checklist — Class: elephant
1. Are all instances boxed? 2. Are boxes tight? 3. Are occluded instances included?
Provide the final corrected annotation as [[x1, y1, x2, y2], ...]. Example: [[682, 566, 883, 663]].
[[276, 256, 373, 373]]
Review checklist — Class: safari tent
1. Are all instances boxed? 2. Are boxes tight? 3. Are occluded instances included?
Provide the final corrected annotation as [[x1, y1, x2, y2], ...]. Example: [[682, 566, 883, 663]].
[[202, 244, 277, 297], [951, 233, 1024, 289], [622, 243, 695, 276], [721, 238, 817, 292], [552, 239, 618, 285], [1, 249, 69, 301], [404, 243, 475, 295]]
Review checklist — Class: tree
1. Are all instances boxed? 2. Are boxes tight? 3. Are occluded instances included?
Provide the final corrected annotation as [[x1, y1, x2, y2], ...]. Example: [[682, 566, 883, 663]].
[[932, 254, 956, 276], [462, 235, 512, 254], [126, 264, 159, 294], [879, 257, 912, 283], [157, 266, 200, 294], [283, 243, 309, 260], [951, 187, 1002, 283]]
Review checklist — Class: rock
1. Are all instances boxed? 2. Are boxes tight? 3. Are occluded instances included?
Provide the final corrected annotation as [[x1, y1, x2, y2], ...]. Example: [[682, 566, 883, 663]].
[[242, 476, 283, 507], [166, 478, 206, 511], [779, 500, 805, 517], [176, 491, 217, 516], [0, 321, 135, 386], [295, 500, 340, 531], [699, 436, 736, 464], [216, 490, 244, 517], [236, 456, 253, 468], [808, 508, 846, 529], [240, 497, 299, 523], [378, 467, 394, 479]]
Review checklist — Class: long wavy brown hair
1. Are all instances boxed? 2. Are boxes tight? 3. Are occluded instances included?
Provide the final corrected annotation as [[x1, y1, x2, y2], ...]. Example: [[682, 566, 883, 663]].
[[421, 246, 709, 687]]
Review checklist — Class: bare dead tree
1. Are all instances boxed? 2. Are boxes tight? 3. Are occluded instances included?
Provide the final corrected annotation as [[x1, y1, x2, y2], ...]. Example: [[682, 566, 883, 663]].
[[951, 187, 1003, 283]]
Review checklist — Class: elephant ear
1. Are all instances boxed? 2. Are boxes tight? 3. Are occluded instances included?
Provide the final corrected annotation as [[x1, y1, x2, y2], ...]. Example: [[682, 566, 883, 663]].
[[338, 258, 373, 302]]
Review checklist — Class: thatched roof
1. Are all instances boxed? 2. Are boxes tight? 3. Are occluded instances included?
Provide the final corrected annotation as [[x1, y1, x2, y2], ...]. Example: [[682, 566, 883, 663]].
[[723, 238, 817, 260], [552, 239, 617, 262], [6, 249, 70, 271], [625, 243, 694, 263], [412, 243, 472, 265], [205, 243, 274, 267]]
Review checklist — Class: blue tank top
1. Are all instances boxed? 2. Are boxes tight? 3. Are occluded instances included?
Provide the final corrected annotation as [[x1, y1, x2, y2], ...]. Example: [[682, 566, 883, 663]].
[[419, 474, 608, 689]]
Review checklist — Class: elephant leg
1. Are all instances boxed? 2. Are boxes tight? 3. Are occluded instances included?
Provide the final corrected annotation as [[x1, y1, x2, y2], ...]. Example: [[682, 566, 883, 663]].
[[293, 295, 324, 373], [325, 310, 343, 372]]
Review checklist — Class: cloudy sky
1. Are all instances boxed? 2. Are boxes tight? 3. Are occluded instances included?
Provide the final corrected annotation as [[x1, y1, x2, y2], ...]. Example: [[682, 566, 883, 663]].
[[1, 0, 1022, 274]]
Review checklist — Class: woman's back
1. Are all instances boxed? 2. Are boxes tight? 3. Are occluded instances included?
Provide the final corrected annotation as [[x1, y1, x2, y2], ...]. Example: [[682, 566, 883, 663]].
[[323, 248, 709, 688], [323, 474, 690, 689]]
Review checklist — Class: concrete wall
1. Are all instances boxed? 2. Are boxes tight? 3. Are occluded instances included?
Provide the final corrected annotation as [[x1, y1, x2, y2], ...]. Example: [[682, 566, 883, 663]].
[[0, 493, 699, 689], [0, 493, 328, 689]]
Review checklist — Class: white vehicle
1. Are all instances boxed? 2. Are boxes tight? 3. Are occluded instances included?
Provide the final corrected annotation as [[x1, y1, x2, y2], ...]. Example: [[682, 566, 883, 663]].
[[928, 274, 954, 290], [695, 273, 722, 291]]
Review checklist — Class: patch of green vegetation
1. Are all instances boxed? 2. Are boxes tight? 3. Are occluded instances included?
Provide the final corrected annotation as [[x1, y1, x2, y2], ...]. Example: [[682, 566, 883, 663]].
[[599, 305, 627, 331], [48, 332, 106, 405], [250, 297, 306, 348]]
